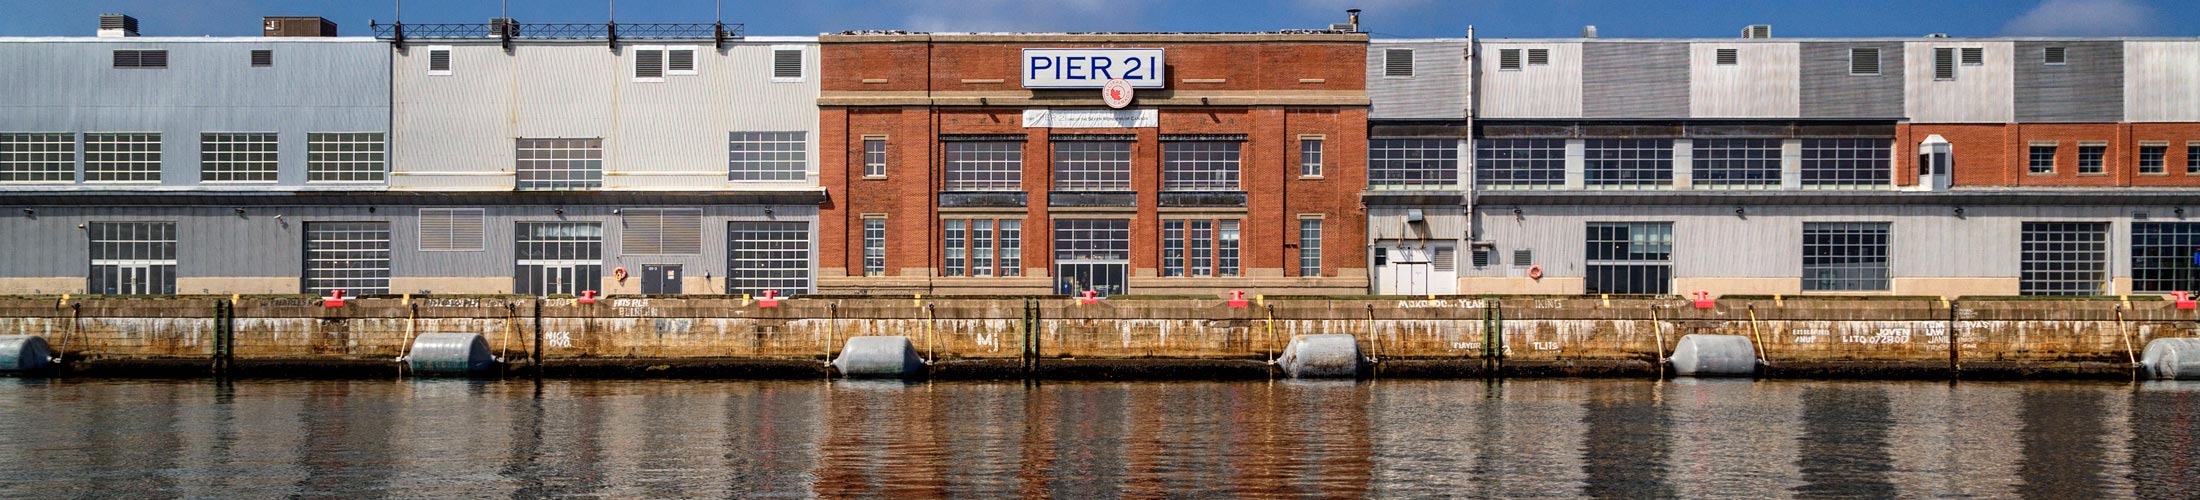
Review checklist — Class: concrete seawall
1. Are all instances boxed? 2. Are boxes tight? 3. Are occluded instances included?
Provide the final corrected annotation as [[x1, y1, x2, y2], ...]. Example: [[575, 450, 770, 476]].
[[0, 295, 2191, 380]]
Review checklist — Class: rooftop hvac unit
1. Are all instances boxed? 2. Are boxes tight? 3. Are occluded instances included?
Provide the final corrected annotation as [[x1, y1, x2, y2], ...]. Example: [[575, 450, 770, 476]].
[[489, 18, 519, 38], [1741, 24, 1771, 38], [1582, 25, 1598, 38], [98, 14, 139, 37]]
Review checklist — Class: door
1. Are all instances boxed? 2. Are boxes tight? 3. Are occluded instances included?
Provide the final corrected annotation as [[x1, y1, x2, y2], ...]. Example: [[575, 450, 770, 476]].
[[116, 265, 151, 295], [1372, 244, 1432, 295], [1056, 262, 1127, 297], [640, 264, 682, 294]]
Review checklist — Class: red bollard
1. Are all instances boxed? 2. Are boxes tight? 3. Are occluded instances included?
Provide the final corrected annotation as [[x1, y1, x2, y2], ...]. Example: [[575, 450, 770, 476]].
[[1692, 291, 1714, 309], [1227, 290, 1249, 309], [2176, 291, 2196, 310], [1078, 290, 1100, 305], [323, 290, 346, 308], [759, 290, 780, 308], [577, 290, 598, 304]]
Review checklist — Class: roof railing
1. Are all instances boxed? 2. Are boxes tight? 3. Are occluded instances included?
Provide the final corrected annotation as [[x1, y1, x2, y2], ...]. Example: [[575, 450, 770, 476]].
[[369, 21, 744, 50]]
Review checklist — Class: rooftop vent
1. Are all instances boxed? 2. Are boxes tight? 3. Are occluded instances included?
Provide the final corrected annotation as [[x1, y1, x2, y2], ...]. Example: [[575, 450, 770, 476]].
[[1329, 9, 1361, 33], [1741, 24, 1771, 39], [98, 14, 139, 37], [1927, 33, 1950, 38], [262, 16, 337, 37], [488, 18, 519, 38], [1582, 25, 1597, 38]]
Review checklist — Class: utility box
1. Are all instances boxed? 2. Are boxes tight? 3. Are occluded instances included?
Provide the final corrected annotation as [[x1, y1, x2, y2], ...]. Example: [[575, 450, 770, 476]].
[[263, 17, 337, 37]]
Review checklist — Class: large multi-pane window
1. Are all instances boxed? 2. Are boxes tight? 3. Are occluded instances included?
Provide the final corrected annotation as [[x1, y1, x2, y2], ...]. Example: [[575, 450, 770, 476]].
[[2077, 143, 2106, 175], [1159, 218, 1241, 277], [515, 138, 603, 190], [515, 222, 603, 296], [729, 131, 808, 182], [1162, 141, 1242, 191], [943, 218, 1022, 277], [1053, 139, 1132, 191], [199, 133, 279, 182], [1801, 138, 1893, 188], [943, 140, 1023, 191], [84, 133, 161, 182], [1802, 222, 1890, 292], [1370, 138, 1460, 190], [2020, 222, 2108, 296], [1585, 222, 1673, 295], [1474, 138, 1564, 189], [2131, 222, 2200, 293], [862, 138, 886, 178], [2140, 144, 2168, 175], [1300, 138, 1324, 177], [1299, 218, 1323, 277], [1690, 138, 1781, 189], [1055, 219, 1131, 262], [0, 133, 76, 182], [862, 218, 886, 277], [88, 222, 176, 295], [727, 221, 811, 296], [1584, 139, 1674, 188], [303, 222, 391, 295], [2028, 144, 2057, 174], [307, 133, 386, 182]]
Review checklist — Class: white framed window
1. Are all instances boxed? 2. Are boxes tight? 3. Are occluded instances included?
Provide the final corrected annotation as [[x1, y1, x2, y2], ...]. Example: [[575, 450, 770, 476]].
[[306, 132, 385, 182], [1849, 48, 1881, 76], [729, 131, 808, 182], [515, 138, 604, 190], [1298, 217, 1323, 277], [84, 132, 161, 183], [771, 45, 805, 82], [419, 208, 486, 252], [426, 46, 452, 76], [1384, 48, 1413, 77], [862, 137, 887, 178], [200, 132, 279, 182], [634, 46, 666, 82], [1052, 138, 1131, 191], [0, 133, 77, 182], [943, 140, 1023, 191], [1498, 48, 1521, 71], [862, 216, 886, 277], [727, 221, 812, 296], [1300, 136, 1324, 178], [88, 222, 177, 295], [668, 46, 698, 75], [304, 222, 392, 295], [1162, 140, 1242, 191], [1527, 48, 1549, 66]]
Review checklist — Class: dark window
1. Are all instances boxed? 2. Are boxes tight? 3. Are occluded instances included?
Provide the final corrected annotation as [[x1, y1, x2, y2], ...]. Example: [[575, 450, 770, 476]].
[[88, 222, 177, 295], [773, 49, 803, 79], [2044, 46, 2067, 65], [1471, 247, 1492, 268], [2141, 144, 2168, 174], [1371, 138, 1461, 190], [112, 50, 167, 68], [1802, 222, 1890, 292], [1585, 222, 1673, 295], [1512, 249, 1534, 268], [1690, 138, 1781, 189], [2189, 144, 2200, 175], [1055, 140, 1132, 190], [428, 48, 451, 73], [667, 48, 695, 73], [1162, 141, 1242, 191], [2132, 222, 2200, 293], [1849, 48, 1880, 75], [1715, 48, 1738, 65], [303, 222, 391, 295], [944, 141, 1022, 191], [1933, 48, 1955, 80], [2020, 222, 2108, 296], [2029, 144, 2057, 174], [0, 133, 77, 182], [635, 48, 664, 79], [1584, 139, 1674, 188], [1160, 219, 1241, 278], [1475, 138, 1565, 189], [1498, 49, 1521, 70], [250, 49, 272, 67], [1960, 47, 1984, 65], [1384, 48, 1413, 77], [2078, 144, 2106, 174], [1526, 48, 1549, 65], [1801, 138, 1893, 188], [727, 221, 811, 296], [514, 222, 603, 296], [1055, 219, 1131, 262]]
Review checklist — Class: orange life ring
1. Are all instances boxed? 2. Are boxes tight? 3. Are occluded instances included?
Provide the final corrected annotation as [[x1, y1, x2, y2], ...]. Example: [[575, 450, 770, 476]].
[[613, 266, 629, 282], [1527, 265, 1544, 281]]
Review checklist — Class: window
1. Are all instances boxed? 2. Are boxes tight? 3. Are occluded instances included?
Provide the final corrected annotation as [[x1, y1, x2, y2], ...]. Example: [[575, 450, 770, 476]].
[[973, 220, 995, 277], [862, 138, 887, 178], [620, 208, 702, 255], [667, 47, 696, 75], [1513, 249, 1534, 268], [1715, 48, 1738, 66], [1162, 141, 1242, 191], [2029, 143, 2057, 174], [2190, 143, 2200, 175], [1299, 218, 1323, 277], [635, 47, 664, 80], [1056, 219, 1131, 262], [1161, 219, 1240, 277], [2077, 143, 2106, 175], [111, 50, 167, 68], [1691, 138, 1781, 189], [83, 133, 160, 182], [418, 208, 485, 252], [1584, 139, 1675, 188], [1472, 247, 1492, 268], [1161, 220, 1183, 276], [306, 132, 385, 182], [1960, 47, 1983, 65], [1053, 139, 1132, 191], [1586, 222, 1673, 295], [1370, 138, 1461, 190], [515, 222, 603, 296], [772, 47, 804, 80], [1300, 138, 1324, 178], [1802, 222, 1890, 292], [1384, 48, 1413, 77], [2132, 222, 2200, 293], [1475, 138, 1564, 189], [1933, 48, 1955, 80], [250, 49, 272, 67], [943, 140, 1023, 191], [0, 133, 76, 182], [427, 46, 452, 75], [1000, 220, 1022, 277], [1527, 48, 1549, 65], [862, 218, 886, 277], [942, 218, 1023, 277], [88, 222, 177, 295], [944, 220, 964, 277], [1801, 138, 1892, 188], [2044, 46, 2067, 65], [303, 222, 391, 295], [727, 221, 811, 296], [2140, 144, 2168, 174], [1499, 49, 1521, 71], [2020, 222, 2108, 296], [515, 138, 603, 190], [1849, 48, 1881, 75], [199, 133, 279, 182], [729, 131, 807, 182]]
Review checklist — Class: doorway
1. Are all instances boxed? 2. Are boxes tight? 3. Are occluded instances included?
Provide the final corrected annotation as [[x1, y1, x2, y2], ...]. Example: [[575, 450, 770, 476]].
[[1056, 262, 1127, 296], [640, 264, 683, 294]]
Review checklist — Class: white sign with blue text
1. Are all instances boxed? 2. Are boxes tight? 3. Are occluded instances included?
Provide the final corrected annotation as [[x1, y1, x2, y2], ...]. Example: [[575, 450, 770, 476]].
[[1022, 48, 1166, 89]]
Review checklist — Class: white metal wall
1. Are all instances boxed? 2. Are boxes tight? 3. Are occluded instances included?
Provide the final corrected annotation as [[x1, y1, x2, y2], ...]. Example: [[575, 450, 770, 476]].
[[1689, 42, 1800, 118], [1474, 41, 1583, 119], [2124, 41, 2200, 123], [1903, 41, 2015, 123]]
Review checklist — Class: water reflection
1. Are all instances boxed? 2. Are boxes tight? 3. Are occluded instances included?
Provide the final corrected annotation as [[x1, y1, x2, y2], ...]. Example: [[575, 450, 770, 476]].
[[0, 378, 2194, 498]]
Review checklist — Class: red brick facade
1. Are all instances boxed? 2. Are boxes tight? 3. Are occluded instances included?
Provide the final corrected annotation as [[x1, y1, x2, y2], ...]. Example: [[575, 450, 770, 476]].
[[1897, 123, 2200, 187], [817, 33, 1370, 296]]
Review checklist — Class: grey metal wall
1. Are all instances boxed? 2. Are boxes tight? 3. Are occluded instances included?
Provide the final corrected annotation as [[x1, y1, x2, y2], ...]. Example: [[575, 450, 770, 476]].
[[0, 38, 391, 188], [1582, 42, 1690, 118], [2014, 41, 2123, 123], [389, 38, 821, 191], [1368, 40, 1469, 120], [1799, 42, 1904, 118]]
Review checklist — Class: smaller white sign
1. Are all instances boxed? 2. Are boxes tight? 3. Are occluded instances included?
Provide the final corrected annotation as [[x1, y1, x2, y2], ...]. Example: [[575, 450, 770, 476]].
[[1101, 79, 1135, 109], [1022, 109, 1158, 129]]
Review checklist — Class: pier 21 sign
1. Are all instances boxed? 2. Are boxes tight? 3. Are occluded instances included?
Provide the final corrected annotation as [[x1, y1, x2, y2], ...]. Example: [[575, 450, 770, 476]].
[[1023, 49, 1166, 89]]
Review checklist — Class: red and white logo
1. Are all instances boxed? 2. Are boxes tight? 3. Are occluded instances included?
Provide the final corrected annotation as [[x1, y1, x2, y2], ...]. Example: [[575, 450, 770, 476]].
[[1102, 79, 1134, 109]]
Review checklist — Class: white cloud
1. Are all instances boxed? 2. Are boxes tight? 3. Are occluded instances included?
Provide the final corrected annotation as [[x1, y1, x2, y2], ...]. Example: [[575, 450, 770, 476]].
[[2000, 0, 2158, 36], [896, 0, 1153, 32]]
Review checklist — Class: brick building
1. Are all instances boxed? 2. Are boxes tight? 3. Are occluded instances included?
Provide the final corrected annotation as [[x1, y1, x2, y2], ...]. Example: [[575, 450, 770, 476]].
[[814, 31, 1370, 296]]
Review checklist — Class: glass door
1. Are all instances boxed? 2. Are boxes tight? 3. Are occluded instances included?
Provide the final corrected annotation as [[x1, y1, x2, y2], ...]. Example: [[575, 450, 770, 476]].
[[1056, 262, 1127, 297]]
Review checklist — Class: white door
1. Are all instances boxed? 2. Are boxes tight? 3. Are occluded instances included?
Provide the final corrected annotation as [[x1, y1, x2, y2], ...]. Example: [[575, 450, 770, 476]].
[[1373, 244, 1433, 295]]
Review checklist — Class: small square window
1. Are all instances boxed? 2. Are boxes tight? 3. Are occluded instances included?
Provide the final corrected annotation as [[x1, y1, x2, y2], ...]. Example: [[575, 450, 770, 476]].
[[250, 49, 272, 67], [1715, 48, 1738, 65], [1498, 49, 1521, 71], [1960, 47, 1984, 66], [668, 47, 697, 75], [1512, 249, 1533, 268], [1849, 48, 1880, 75], [1384, 48, 1414, 77], [2029, 143, 2057, 174], [2044, 46, 2067, 65], [772, 47, 804, 81], [427, 46, 453, 75], [1526, 48, 1549, 65], [2077, 143, 2106, 175]]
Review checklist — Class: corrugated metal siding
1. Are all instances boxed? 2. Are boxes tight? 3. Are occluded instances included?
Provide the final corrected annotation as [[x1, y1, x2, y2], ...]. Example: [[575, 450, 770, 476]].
[[1582, 42, 1689, 118], [1799, 42, 1904, 118], [2014, 41, 2123, 123], [2124, 41, 2200, 122], [1367, 207, 1468, 240], [1904, 41, 2014, 123], [1475, 42, 1583, 119], [392, 41, 820, 191], [1690, 43, 1800, 118], [1368, 40, 1469, 120], [0, 40, 390, 189]]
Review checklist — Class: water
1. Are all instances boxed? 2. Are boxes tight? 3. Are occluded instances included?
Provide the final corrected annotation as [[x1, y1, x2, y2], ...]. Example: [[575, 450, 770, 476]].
[[0, 378, 2195, 499]]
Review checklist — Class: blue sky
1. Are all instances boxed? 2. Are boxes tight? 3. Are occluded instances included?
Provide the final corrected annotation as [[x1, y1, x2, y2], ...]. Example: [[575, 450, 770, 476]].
[[4, 0, 2197, 38]]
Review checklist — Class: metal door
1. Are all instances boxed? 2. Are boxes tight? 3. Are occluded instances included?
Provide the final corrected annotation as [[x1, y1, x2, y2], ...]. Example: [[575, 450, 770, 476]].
[[641, 264, 682, 294]]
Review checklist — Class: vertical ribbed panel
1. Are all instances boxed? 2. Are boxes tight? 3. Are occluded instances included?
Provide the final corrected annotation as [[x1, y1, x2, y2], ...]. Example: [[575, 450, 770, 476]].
[[1583, 42, 1689, 118], [1476, 42, 1583, 119], [1904, 41, 2014, 123], [2125, 41, 2200, 122], [1367, 40, 1468, 120], [1689, 43, 1799, 118], [1800, 42, 1905, 118], [2015, 41, 2123, 123]]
